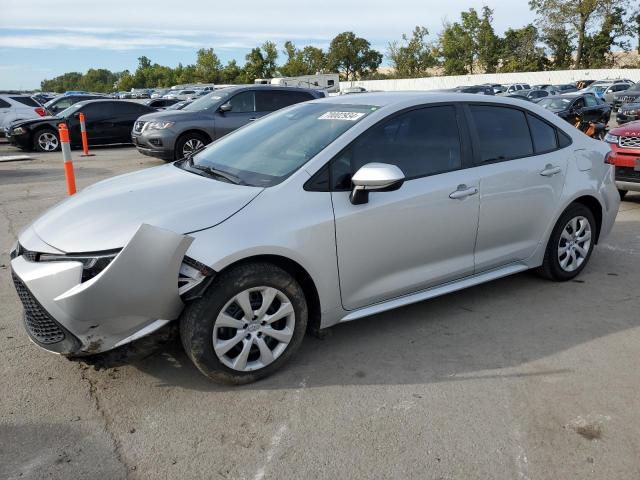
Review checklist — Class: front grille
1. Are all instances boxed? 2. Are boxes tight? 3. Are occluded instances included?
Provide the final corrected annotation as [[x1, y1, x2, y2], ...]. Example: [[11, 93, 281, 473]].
[[615, 166, 640, 181], [133, 121, 146, 134], [11, 271, 65, 344], [620, 136, 640, 149]]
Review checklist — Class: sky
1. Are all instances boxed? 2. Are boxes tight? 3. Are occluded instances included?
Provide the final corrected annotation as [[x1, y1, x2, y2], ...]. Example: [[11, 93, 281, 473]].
[[2, 0, 536, 90]]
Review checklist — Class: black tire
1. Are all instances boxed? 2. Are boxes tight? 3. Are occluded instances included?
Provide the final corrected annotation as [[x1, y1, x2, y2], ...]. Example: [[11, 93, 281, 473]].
[[180, 262, 308, 384], [618, 189, 628, 200], [174, 132, 209, 161], [32, 128, 60, 152], [537, 203, 596, 281]]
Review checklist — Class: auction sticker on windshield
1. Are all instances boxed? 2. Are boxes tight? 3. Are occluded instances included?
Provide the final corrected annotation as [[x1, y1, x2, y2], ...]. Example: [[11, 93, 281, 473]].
[[318, 111, 366, 121]]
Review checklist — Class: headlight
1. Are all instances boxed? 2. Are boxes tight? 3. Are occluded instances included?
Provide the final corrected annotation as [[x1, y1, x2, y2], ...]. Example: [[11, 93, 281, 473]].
[[604, 133, 619, 144], [11, 127, 25, 135], [147, 121, 174, 130], [39, 251, 120, 282]]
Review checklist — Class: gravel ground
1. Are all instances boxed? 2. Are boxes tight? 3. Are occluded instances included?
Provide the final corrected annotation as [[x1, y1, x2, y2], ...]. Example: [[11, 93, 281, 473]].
[[1, 139, 639, 480]]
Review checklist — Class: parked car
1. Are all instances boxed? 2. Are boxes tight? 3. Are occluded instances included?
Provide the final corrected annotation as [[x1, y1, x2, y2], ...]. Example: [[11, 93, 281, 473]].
[[5, 100, 155, 151], [133, 85, 325, 160], [553, 84, 578, 94], [9, 93, 619, 384], [151, 89, 171, 99], [574, 80, 596, 90], [44, 94, 105, 116], [504, 94, 533, 102], [143, 98, 182, 109], [502, 83, 531, 94], [582, 82, 632, 104], [615, 102, 640, 125], [0, 94, 46, 134], [592, 78, 634, 86], [537, 94, 611, 125], [612, 82, 640, 110], [450, 85, 494, 95], [604, 120, 640, 198], [517, 89, 554, 101], [483, 83, 505, 94], [163, 89, 199, 100]]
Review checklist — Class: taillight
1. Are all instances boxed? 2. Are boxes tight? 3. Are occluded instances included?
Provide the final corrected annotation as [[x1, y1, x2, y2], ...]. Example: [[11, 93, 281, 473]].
[[604, 151, 614, 165], [34, 107, 46, 117]]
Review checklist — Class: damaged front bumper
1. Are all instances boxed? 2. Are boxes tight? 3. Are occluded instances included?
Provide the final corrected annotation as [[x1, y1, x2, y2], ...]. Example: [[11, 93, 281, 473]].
[[10, 223, 208, 356]]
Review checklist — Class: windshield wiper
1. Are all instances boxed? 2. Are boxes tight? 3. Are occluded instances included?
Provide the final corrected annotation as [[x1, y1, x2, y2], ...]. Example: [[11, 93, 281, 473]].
[[189, 160, 246, 185]]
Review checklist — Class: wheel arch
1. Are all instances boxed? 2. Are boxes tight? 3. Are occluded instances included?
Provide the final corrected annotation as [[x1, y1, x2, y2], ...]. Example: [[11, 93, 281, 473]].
[[571, 195, 603, 243], [214, 254, 322, 335], [31, 125, 59, 151]]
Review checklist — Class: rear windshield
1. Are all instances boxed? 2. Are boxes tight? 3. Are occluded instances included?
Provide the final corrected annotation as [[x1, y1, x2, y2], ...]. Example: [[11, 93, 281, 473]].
[[10, 96, 39, 107]]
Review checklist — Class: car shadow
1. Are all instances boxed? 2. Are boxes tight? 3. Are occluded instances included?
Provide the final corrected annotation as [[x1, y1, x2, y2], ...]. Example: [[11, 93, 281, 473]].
[[131, 219, 640, 392]]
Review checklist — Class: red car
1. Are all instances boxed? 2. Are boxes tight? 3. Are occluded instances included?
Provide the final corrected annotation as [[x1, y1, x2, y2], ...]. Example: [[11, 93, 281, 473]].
[[605, 120, 640, 199]]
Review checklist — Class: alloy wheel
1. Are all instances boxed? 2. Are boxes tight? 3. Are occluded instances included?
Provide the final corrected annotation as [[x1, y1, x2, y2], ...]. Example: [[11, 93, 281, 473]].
[[182, 138, 205, 156], [557, 216, 592, 272], [212, 286, 295, 372], [38, 132, 59, 151]]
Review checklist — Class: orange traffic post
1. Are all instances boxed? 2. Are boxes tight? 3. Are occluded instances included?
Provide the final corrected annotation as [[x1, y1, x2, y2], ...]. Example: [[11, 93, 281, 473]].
[[58, 123, 77, 195], [78, 112, 94, 157]]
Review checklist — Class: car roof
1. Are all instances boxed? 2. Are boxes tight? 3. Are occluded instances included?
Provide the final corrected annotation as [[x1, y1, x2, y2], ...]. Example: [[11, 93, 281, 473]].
[[74, 99, 147, 107], [308, 91, 554, 108]]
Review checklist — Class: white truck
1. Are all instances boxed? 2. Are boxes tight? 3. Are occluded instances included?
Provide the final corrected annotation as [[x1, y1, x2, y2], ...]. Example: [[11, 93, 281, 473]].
[[254, 74, 340, 93]]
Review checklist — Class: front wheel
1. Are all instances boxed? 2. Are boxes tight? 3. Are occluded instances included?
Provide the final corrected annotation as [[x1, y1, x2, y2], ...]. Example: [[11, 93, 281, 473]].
[[174, 133, 209, 160], [537, 204, 596, 281], [33, 129, 60, 152], [180, 263, 308, 384]]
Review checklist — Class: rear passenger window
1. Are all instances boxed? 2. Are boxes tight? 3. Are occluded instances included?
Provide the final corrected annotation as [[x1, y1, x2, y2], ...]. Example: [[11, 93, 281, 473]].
[[332, 105, 462, 188], [10, 96, 39, 107], [255, 91, 313, 112], [469, 105, 533, 162], [527, 114, 557, 153]]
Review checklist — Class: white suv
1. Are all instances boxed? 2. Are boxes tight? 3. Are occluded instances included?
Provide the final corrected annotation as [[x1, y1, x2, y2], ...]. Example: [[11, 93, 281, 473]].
[[0, 94, 44, 135]]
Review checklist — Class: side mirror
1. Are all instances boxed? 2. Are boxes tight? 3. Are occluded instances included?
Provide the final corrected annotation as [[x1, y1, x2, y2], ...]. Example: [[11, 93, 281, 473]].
[[349, 163, 405, 205], [219, 103, 232, 113]]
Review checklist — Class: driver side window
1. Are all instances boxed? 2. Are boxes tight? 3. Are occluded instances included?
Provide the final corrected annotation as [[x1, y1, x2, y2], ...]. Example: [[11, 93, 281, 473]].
[[228, 92, 255, 113], [331, 105, 462, 190]]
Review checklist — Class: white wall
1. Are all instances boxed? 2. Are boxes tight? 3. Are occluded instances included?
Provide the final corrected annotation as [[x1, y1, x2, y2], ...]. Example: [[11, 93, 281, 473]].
[[339, 68, 640, 92]]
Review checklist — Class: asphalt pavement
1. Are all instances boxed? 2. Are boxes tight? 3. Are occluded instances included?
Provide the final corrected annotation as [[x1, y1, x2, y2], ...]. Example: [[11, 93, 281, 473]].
[[1, 139, 639, 480]]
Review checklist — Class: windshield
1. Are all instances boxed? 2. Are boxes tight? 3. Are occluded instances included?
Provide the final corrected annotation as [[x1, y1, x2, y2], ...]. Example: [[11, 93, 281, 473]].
[[538, 97, 573, 110], [188, 102, 376, 187], [182, 90, 231, 112], [585, 85, 607, 93], [57, 103, 84, 118], [627, 83, 640, 92]]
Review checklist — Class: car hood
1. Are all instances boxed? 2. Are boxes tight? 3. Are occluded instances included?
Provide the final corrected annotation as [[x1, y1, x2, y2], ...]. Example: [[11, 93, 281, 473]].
[[11, 116, 61, 128], [136, 109, 210, 123], [30, 164, 263, 252], [610, 120, 640, 136]]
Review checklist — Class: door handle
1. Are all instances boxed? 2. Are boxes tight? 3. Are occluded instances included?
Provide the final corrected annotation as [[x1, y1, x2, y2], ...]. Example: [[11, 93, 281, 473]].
[[540, 164, 562, 177], [449, 185, 479, 200], [248, 117, 257, 122]]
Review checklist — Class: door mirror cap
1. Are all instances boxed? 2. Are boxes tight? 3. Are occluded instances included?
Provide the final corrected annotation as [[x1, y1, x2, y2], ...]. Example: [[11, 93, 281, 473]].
[[219, 103, 232, 113], [349, 163, 405, 205]]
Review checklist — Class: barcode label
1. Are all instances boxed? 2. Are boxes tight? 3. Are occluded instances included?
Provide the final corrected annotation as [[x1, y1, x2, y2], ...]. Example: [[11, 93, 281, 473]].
[[318, 111, 365, 121]]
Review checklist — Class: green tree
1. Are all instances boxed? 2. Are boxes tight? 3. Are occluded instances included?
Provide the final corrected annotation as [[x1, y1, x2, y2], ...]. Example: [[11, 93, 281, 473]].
[[499, 25, 548, 72], [387, 26, 438, 78], [221, 60, 243, 84], [195, 48, 222, 83], [477, 7, 500, 73], [542, 27, 574, 69], [326, 32, 382, 80], [582, 5, 629, 67], [243, 42, 279, 82], [280, 41, 326, 76], [439, 21, 473, 75]]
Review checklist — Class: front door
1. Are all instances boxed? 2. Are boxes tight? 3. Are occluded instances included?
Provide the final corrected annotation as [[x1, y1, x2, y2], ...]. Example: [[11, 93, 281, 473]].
[[466, 104, 568, 271], [215, 91, 256, 138], [331, 105, 480, 310]]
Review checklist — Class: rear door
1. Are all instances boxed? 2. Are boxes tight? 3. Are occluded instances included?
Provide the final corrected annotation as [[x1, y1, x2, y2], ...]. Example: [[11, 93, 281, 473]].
[[466, 104, 568, 271], [331, 104, 480, 310], [215, 91, 256, 137]]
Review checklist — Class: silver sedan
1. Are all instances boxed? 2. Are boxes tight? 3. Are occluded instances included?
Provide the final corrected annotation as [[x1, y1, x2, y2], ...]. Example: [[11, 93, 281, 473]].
[[10, 92, 620, 384]]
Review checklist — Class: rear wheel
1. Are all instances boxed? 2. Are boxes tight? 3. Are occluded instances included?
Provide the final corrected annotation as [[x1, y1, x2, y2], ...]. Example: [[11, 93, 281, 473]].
[[180, 263, 308, 384], [618, 189, 628, 200], [33, 129, 60, 152], [537, 204, 596, 281]]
